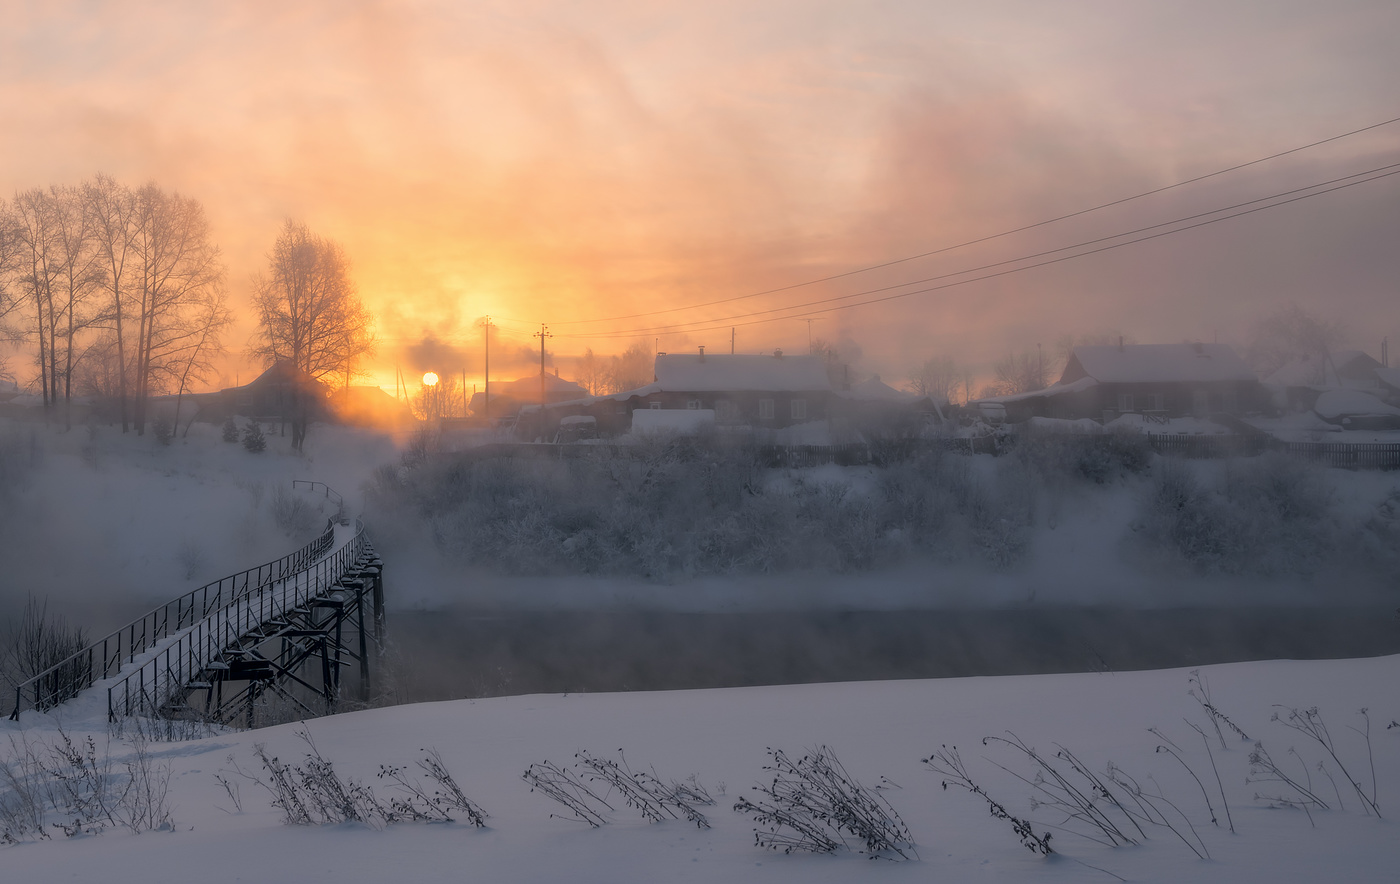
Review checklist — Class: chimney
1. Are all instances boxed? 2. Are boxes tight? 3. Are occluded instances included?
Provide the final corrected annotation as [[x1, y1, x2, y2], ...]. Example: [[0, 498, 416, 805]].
[[774, 348, 783, 358], [1117, 336, 1124, 352], [698, 345, 706, 362], [1193, 341, 1205, 355]]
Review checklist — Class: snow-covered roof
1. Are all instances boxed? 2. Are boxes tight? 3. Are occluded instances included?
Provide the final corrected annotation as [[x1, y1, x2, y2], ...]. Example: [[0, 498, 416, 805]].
[[501, 373, 589, 397], [653, 352, 832, 393], [1265, 351, 1386, 388], [1063, 343, 1255, 384], [843, 374, 915, 401], [1312, 389, 1400, 420], [977, 375, 1097, 404]]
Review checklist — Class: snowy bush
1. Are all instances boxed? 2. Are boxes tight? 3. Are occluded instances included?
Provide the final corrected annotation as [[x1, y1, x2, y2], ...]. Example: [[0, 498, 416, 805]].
[[372, 442, 1045, 578], [0, 729, 172, 843], [270, 484, 317, 538], [174, 538, 207, 581], [1133, 454, 1337, 576], [221, 416, 239, 443], [242, 421, 266, 453], [522, 750, 714, 828], [1, 596, 88, 703], [733, 745, 916, 859], [229, 732, 486, 829], [1011, 433, 1150, 486]]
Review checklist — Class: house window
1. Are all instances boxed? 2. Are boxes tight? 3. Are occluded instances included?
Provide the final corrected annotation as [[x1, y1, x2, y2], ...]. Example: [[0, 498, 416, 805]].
[[759, 398, 775, 420], [1117, 393, 1134, 413], [1147, 392, 1165, 412], [649, 401, 662, 410], [687, 399, 701, 410], [790, 398, 807, 421]]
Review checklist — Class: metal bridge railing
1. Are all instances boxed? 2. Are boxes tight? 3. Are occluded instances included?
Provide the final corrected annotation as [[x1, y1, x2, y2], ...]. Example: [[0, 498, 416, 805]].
[[10, 511, 338, 720], [291, 479, 345, 509], [103, 518, 371, 722]]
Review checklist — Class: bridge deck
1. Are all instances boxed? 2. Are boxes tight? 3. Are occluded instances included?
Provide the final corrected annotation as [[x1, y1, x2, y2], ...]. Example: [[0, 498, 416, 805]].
[[11, 491, 380, 726]]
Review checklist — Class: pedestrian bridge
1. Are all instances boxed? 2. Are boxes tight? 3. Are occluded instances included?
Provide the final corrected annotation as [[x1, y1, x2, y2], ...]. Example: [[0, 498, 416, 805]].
[[9, 482, 383, 728]]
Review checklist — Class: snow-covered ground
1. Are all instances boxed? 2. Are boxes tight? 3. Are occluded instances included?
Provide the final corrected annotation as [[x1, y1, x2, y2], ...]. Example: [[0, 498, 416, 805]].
[[3, 656, 1397, 882], [2, 416, 1398, 881]]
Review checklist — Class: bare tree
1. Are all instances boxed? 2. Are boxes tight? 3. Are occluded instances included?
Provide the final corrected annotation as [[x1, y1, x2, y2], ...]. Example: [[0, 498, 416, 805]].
[[11, 188, 66, 410], [47, 184, 104, 427], [83, 174, 140, 431], [604, 341, 653, 394], [0, 200, 23, 331], [250, 220, 374, 449], [128, 184, 227, 435], [0, 201, 23, 390], [1247, 304, 1345, 382], [907, 356, 962, 403], [990, 349, 1048, 396], [575, 347, 607, 396]]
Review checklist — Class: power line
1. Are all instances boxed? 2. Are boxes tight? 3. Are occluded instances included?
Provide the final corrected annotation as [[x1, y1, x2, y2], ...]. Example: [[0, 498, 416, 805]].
[[546, 113, 1400, 327], [558, 162, 1400, 340]]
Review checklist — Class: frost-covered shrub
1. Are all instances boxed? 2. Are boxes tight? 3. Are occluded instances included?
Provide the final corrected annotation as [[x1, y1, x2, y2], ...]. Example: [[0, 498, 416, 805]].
[[270, 484, 317, 537], [1135, 458, 1242, 572], [175, 538, 207, 581], [1134, 454, 1336, 576], [1012, 433, 1151, 485], [151, 417, 173, 446], [379, 441, 1047, 579], [221, 416, 239, 443]]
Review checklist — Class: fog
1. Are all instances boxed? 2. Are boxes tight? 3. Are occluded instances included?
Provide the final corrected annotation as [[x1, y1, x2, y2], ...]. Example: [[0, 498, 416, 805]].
[[384, 607, 1400, 702], [3, 2, 1399, 389], [3, 420, 1398, 708]]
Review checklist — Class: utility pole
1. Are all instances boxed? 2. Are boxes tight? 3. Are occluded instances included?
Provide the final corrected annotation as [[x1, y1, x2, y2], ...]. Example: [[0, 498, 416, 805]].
[[799, 318, 817, 353], [731, 327, 735, 355], [535, 323, 553, 408], [480, 316, 493, 420]]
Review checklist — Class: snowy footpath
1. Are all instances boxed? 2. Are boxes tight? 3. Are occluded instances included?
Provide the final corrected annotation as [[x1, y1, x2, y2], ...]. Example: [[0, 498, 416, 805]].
[[4, 654, 1398, 883]]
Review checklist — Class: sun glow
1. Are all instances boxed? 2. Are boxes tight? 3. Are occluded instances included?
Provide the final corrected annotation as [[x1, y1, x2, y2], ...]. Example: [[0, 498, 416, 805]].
[[422, 371, 439, 386]]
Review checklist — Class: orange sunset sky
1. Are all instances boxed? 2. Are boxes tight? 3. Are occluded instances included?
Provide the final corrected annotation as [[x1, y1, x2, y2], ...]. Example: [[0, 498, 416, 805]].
[[3, 0, 1399, 394]]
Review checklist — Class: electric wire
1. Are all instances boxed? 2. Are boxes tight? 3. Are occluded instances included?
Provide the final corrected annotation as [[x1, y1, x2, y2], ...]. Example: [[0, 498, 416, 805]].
[[557, 162, 1400, 340], [558, 160, 1400, 338], [547, 114, 1400, 326]]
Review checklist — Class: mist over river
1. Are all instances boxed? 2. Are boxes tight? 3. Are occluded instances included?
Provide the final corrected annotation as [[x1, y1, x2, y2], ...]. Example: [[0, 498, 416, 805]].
[[383, 606, 1400, 702]]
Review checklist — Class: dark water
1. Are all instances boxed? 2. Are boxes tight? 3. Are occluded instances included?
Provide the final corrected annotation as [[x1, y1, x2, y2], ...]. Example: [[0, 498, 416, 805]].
[[384, 607, 1400, 702]]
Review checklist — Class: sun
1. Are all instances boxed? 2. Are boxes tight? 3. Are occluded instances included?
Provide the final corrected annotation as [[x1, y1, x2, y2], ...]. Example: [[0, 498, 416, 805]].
[[422, 371, 439, 387]]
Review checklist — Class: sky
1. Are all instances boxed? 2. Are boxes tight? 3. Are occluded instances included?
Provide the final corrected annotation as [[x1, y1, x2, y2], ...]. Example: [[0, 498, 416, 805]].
[[3, 0, 1399, 391]]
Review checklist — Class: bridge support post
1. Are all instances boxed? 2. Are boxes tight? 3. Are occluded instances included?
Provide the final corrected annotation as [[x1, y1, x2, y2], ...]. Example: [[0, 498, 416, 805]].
[[357, 587, 370, 701]]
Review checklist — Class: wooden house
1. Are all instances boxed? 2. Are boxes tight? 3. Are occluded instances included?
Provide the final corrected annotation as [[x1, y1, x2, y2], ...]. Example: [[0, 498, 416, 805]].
[[981, 343, 1264, 423], [531, 349, 836, 438]]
